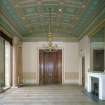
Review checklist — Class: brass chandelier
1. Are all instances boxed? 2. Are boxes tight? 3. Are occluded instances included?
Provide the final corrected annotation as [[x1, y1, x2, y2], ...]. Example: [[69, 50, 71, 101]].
[[45, 8, 58, 52]]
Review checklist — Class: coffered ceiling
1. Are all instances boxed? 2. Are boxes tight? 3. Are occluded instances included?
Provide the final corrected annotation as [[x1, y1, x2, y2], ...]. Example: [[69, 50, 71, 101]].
[[0, 0, 105, 41]]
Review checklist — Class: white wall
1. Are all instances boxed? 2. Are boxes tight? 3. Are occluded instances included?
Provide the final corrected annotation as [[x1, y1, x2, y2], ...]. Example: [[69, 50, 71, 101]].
[[63, 43, 79, 84], [22, 42, 79, 85], [79, 36, 91, 88]]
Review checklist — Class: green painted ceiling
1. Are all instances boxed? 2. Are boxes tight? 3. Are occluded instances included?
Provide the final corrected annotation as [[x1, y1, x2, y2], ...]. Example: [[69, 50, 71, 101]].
[[0, 0, 105, 41]]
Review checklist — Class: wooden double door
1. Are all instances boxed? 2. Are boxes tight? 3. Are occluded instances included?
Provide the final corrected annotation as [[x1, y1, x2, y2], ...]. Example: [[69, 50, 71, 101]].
[[39, 49, 62, 85]]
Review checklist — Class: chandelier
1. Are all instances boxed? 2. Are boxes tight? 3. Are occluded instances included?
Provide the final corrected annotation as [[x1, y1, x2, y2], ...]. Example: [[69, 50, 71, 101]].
[[44, 8, 58, 52]]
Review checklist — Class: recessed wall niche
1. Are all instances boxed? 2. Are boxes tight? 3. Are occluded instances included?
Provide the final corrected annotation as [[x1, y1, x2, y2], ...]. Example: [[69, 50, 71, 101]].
[[90, 28, 105, 72]]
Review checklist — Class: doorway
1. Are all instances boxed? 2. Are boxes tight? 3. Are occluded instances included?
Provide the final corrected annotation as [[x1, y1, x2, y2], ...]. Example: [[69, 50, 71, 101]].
[[82, 57, 85, 87], [0, 31, 12, 89], [39, 49, 62, 85], [93, 49, 104, 72]]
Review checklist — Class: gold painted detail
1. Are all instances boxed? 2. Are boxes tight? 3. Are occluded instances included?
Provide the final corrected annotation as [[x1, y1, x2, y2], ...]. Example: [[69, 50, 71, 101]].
[[88, 19, 105, 37]]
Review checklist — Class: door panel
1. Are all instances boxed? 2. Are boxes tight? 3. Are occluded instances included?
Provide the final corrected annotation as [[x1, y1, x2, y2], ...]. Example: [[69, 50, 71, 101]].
[[39, 50, 62, 85]]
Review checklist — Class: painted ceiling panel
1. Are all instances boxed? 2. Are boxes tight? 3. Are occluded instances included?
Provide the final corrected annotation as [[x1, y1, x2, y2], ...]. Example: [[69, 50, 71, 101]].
[[0, 0, 105, 41], [73, 0, 105, 37]]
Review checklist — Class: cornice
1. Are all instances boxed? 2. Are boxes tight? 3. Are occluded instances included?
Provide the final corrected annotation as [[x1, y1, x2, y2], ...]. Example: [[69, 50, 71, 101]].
[[79, 7, 105, 39], [0, 10, 22, 39], [22, 36, 79, 42]]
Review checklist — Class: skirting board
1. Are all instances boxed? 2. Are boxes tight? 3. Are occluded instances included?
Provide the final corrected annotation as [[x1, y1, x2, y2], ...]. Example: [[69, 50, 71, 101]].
[[23, 80, 79, 85]]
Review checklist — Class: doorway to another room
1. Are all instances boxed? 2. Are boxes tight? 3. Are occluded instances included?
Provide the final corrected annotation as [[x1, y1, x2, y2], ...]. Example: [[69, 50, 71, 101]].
[[0, 32, 12, 90], [82, 57, 85, 87], [93, 49, 104, 72], [39, 49, 62, 85]]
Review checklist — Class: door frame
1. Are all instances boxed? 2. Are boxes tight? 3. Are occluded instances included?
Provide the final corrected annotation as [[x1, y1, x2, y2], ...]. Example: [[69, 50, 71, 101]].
[[37, 46, 64, 85]]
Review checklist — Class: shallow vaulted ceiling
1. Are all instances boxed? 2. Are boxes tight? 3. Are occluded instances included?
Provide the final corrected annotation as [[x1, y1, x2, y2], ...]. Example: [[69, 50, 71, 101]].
[[0, 0, 105, 41]]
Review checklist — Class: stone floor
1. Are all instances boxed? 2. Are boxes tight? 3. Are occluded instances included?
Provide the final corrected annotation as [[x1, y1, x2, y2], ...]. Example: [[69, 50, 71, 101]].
[[0, 85, 105, 105]]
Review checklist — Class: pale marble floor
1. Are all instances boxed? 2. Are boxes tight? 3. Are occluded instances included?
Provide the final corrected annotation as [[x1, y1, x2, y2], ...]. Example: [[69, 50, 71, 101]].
[[0, 85, 105, 105]]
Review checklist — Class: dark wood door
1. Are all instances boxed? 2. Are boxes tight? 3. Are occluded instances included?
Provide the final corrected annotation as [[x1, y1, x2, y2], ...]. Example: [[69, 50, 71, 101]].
[[39, 50, 62, 85], [82, 57, 85, 87]]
